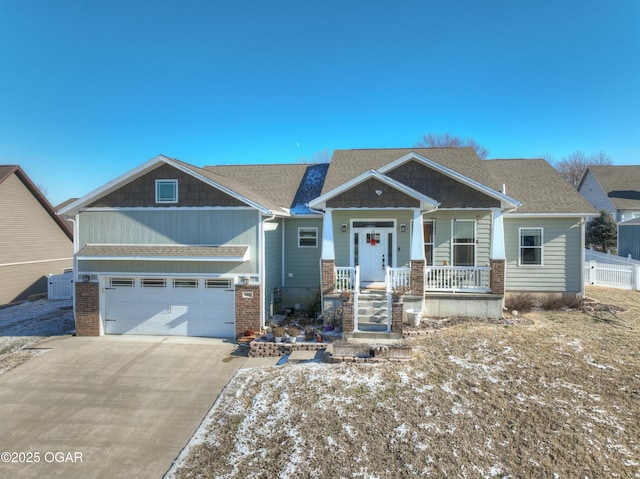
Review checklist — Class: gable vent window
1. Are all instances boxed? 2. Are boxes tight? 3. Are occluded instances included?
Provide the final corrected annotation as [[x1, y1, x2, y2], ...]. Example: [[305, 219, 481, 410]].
[[156, 179, 178, 203]]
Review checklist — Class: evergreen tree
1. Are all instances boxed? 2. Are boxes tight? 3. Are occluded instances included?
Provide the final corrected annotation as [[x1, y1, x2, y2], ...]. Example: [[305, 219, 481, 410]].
[[586, 210, 617, 252]]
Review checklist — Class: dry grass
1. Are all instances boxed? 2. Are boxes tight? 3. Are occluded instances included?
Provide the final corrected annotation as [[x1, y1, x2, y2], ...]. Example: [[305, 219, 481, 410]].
[[172, 287, 640, 478]]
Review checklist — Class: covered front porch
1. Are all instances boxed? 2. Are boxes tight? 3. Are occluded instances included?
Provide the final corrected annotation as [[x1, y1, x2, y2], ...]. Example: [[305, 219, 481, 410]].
[[319, 208, 508, 337]]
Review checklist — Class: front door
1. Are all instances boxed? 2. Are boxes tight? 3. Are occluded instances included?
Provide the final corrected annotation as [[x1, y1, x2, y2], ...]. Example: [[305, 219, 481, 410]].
[[353, 222, 395, 284]]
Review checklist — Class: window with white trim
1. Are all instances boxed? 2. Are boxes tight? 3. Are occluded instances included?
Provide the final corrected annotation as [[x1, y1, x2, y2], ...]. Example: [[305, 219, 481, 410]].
[[519, 228, 543, 265], [452, 220, 475, 266], [423, 220, 435, 266], [155, 179, 178, 203], [298, 228, 318, 247]]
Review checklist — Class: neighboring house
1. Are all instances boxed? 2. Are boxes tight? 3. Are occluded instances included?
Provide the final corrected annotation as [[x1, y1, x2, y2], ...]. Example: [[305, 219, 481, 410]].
[[618, 217, 640, 261], [0, 165, 74, 306], [578, 166, 640, 222], [59, 149, 595, 339]]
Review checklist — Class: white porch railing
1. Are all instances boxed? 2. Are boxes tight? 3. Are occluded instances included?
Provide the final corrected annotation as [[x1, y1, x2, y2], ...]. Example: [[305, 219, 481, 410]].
[[386, 267, 411, 293], [425, 266, 491, 293], [335, 266, 359, 292]]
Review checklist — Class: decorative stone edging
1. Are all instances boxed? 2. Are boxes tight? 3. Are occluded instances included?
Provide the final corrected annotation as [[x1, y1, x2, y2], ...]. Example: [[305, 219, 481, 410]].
[[248, 340, 328, 357], [325, 354, 412, 363]]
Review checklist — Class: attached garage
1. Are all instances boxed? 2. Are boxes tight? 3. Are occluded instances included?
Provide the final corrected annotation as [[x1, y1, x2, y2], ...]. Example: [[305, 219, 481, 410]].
[[103, 276, 235, 338]]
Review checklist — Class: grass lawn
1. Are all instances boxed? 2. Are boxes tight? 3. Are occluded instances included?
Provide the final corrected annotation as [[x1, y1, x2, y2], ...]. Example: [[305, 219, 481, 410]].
[[171, 287, 639, 478]]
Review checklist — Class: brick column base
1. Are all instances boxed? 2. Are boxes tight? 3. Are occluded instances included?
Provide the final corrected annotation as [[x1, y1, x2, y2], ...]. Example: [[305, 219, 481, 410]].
[[341, 301, 354, 333], [410, 259, 425, 294], [321, 259, 335, 295], [235, 284, 261, 339], [391, 301, 403, 334], [75, 282, 100, 336], [490, 259, 506, 295]]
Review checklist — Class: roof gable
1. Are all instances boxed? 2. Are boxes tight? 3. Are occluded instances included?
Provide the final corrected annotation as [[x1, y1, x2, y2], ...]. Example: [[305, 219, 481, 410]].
[[59, 155, 287, 216], [579, 166, 640, 210], [0, 164, 73, 239], [310, 169, 439, 209], [313, 149, 518, 210]]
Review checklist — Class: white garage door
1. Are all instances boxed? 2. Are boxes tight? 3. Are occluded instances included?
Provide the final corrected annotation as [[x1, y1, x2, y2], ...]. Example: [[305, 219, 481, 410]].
[[104, 277, 235, 338]]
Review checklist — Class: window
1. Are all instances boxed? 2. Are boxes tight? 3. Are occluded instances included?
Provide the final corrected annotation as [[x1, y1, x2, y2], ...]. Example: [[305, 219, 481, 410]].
[[110, 277, 135, 287], [173, 278, 198, 288], [155, 179, 178, 203], [423, 220, 435, 266], [298, 228, 318, 247], [142, 278, 166, 288], [520, 228, 543, 265], [452, 220, 475, 266], [206, 279, 231, 289]]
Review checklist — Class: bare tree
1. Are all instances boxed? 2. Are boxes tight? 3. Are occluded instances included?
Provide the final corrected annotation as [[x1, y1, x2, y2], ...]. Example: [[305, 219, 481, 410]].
[[553, 150, 613, 188], [415, 133, 490, 159], [297, 148, 332, 164]]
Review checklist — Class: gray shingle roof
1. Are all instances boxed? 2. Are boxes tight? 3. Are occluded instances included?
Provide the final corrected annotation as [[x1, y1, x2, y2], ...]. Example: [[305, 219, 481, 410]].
[[203, 163, 328, 210], [322, 148, 502, 194], [485, 159, 596, 214], [171, 159, 289, 214], [0, 165, 18, 182], [583, 166, 640, 210]]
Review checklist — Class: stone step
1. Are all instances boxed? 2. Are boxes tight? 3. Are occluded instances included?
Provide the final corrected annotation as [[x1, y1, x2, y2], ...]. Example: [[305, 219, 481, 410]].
[[343, 331, 403, 341]]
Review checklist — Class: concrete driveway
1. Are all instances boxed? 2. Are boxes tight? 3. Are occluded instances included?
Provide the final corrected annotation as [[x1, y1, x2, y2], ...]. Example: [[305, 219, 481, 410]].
[[0, 334, 270, 478]]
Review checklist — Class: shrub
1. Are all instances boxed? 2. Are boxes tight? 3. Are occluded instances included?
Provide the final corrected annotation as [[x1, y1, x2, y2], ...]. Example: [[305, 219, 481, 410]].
[[540, 294, 565, 311], [505, 293, 536, 312]]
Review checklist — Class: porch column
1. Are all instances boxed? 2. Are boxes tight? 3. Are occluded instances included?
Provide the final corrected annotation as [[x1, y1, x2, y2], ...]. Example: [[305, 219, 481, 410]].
[[490, 209, 506, 260], [410, 209, 425, 260], [410, 209, 425, 293], [320, 209, 336, 297], [321, 208, 335, 260], [490, 209, 506, 296]]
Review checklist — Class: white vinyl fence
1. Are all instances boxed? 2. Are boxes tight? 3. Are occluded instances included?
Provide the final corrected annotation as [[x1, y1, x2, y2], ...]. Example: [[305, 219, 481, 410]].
[[48, 271, 74, 299], [584, 261, 640, 291]]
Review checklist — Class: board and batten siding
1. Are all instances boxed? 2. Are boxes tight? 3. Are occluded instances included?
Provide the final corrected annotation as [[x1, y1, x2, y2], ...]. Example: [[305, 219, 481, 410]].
[[283, 217, 322, 288], [0, 172, 73, 304], [504, 217, 583, 293], [426, 211, 492, 266], [78, 209, 259, 269], [618, 224, 640, 261]]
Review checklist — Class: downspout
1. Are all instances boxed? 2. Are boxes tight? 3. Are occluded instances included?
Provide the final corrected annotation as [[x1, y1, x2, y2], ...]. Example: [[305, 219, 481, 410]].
[[260, 212, 277, 329], [65, 215, 78, 328], [581, 217, 586, 299], [309, 206, 329, 311]]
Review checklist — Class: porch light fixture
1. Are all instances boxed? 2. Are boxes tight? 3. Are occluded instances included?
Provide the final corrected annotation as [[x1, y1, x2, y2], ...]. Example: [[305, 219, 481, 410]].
[[341, 224, 347, 233], [400, 224, 406, 233]]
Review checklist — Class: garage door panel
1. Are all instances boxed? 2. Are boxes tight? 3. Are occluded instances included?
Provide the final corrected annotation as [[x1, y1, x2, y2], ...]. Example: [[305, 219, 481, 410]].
[[104, 277, 235, 338]]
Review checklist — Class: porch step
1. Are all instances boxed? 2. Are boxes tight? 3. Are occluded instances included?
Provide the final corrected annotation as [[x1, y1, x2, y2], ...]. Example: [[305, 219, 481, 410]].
[[343, 331, 403, 341], [357, 294, 388, 326]]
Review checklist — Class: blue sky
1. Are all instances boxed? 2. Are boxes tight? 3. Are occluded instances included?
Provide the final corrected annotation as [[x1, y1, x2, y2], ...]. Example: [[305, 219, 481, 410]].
[[1, 0, 639, 206]]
